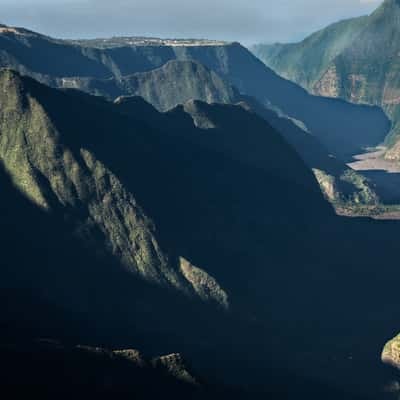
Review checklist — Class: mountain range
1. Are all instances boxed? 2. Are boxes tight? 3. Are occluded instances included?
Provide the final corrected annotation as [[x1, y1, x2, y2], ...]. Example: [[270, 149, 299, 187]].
[[0, 23, 392, 211], [1, 16, 400, 400], [252, 0, 400, 161]]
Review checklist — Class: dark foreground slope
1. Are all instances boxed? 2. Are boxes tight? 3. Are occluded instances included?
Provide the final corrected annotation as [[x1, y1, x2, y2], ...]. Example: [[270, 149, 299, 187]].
[[0, 340, 207, 400], [1, 70, 400, 398]]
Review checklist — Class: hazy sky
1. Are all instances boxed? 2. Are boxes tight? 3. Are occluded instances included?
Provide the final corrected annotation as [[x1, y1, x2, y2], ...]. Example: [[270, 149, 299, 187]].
[[1, 0, 383, 45]]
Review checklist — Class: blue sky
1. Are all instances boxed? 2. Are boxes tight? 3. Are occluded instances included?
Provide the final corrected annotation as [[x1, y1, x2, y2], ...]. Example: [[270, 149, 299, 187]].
[[1, 0, 383, 44]]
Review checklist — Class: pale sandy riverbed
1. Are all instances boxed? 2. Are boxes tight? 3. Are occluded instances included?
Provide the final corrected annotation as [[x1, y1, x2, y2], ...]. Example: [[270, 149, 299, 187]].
[[348, 147, 400, 173], [347, 146, 400, 206]]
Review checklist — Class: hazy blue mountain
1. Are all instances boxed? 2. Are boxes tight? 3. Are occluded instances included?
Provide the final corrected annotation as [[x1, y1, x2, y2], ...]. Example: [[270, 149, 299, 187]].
[[251, 16, 369, 92], [59, 59, 241, 111], [251, 0, 400, 159]]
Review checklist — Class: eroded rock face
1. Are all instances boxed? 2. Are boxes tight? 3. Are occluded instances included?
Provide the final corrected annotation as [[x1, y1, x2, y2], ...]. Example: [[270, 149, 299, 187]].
[[252, 0, 400, 155], [179, 257, 229, 310], [0, 69, 185, 288], [313, 65, 341, 98], [152, 353, 198, 385], [348, 74, 367, 103], [384, 143, 400, 161], [313, 169, 337, 202], [114, 349, 147, 367], [0, 69, 238, 304], [83, 346, 199, 386], [382, 334, 400, 369]]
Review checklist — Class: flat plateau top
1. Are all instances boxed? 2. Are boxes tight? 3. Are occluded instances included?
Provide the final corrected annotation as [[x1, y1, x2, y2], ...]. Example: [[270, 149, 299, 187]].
[[0, 26, 231, 48], [69, 37, 231, 48]]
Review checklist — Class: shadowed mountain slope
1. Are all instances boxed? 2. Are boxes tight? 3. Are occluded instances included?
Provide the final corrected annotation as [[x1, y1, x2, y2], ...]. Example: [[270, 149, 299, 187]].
[[61, 60, 240, 111], [0, 69, 349, 397], [106, 61, 379, 208], [2, 70, 400, 399], [0, 339, 208, 400]]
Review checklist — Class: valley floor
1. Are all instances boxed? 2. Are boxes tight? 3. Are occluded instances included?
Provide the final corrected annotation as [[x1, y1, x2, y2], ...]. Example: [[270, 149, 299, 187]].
[[349, 147, 400, 174], [342, 147, 400, 219]]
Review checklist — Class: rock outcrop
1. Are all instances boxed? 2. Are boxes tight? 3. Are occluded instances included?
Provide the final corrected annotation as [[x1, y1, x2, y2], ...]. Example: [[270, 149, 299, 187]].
[[382, 334, 400, 369]]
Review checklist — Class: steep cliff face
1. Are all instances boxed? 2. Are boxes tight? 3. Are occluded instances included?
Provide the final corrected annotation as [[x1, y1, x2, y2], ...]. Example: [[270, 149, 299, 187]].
[[382, 334, 400, 370], [0, 69, 233, 307], [2, 27, 400, 397], [59, 60, 241, 111], [252, 0, 400, 158], [251, 16, 369, 91], [0, 69, 345, 329], [0, 70, 337, 395], [0, 69, 169, 283], [120, 59, 239, 110], [0, 25, 231, 82], [100, 61, 380, 210], [0, 24, 390, 163], [180, 42, 390, 162]]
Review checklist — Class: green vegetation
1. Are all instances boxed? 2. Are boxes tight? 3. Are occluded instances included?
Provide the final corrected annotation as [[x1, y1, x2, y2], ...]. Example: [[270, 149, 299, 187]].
[[252, 0, 400, 158], [0, 22, 391, 212], [64, 60, 240, 112], [251, 16, 369, 90], [2, 19, 400, 398], [0, 69, 234, 302], [313, 168, 376, 205]]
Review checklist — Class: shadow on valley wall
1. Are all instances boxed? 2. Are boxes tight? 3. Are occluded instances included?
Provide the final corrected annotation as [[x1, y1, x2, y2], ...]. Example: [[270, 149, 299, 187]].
[[24, 77, 400, 397], [0, 29, 391, 163], [176, 43, 391, 162], [1, 72, 400, 399]]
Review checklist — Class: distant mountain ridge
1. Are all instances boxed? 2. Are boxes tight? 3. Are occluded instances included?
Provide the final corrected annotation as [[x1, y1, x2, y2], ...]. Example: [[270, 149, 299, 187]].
[[251, 16, 369, 95], [59, 59, 241, 111], [252, 0, 400, 158], [0, 23, 389, 159], [70, 36, 231, 48]]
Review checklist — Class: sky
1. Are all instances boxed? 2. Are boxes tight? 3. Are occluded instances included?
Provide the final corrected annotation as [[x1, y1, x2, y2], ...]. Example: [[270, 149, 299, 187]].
[[0, 0, 383, 45]]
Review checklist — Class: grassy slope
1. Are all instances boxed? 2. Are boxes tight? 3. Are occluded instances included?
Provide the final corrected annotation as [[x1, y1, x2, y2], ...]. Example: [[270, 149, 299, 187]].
[[251, 0, 400, 158], [251, 16, 369, 89], [330, 0, 400, 158]]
